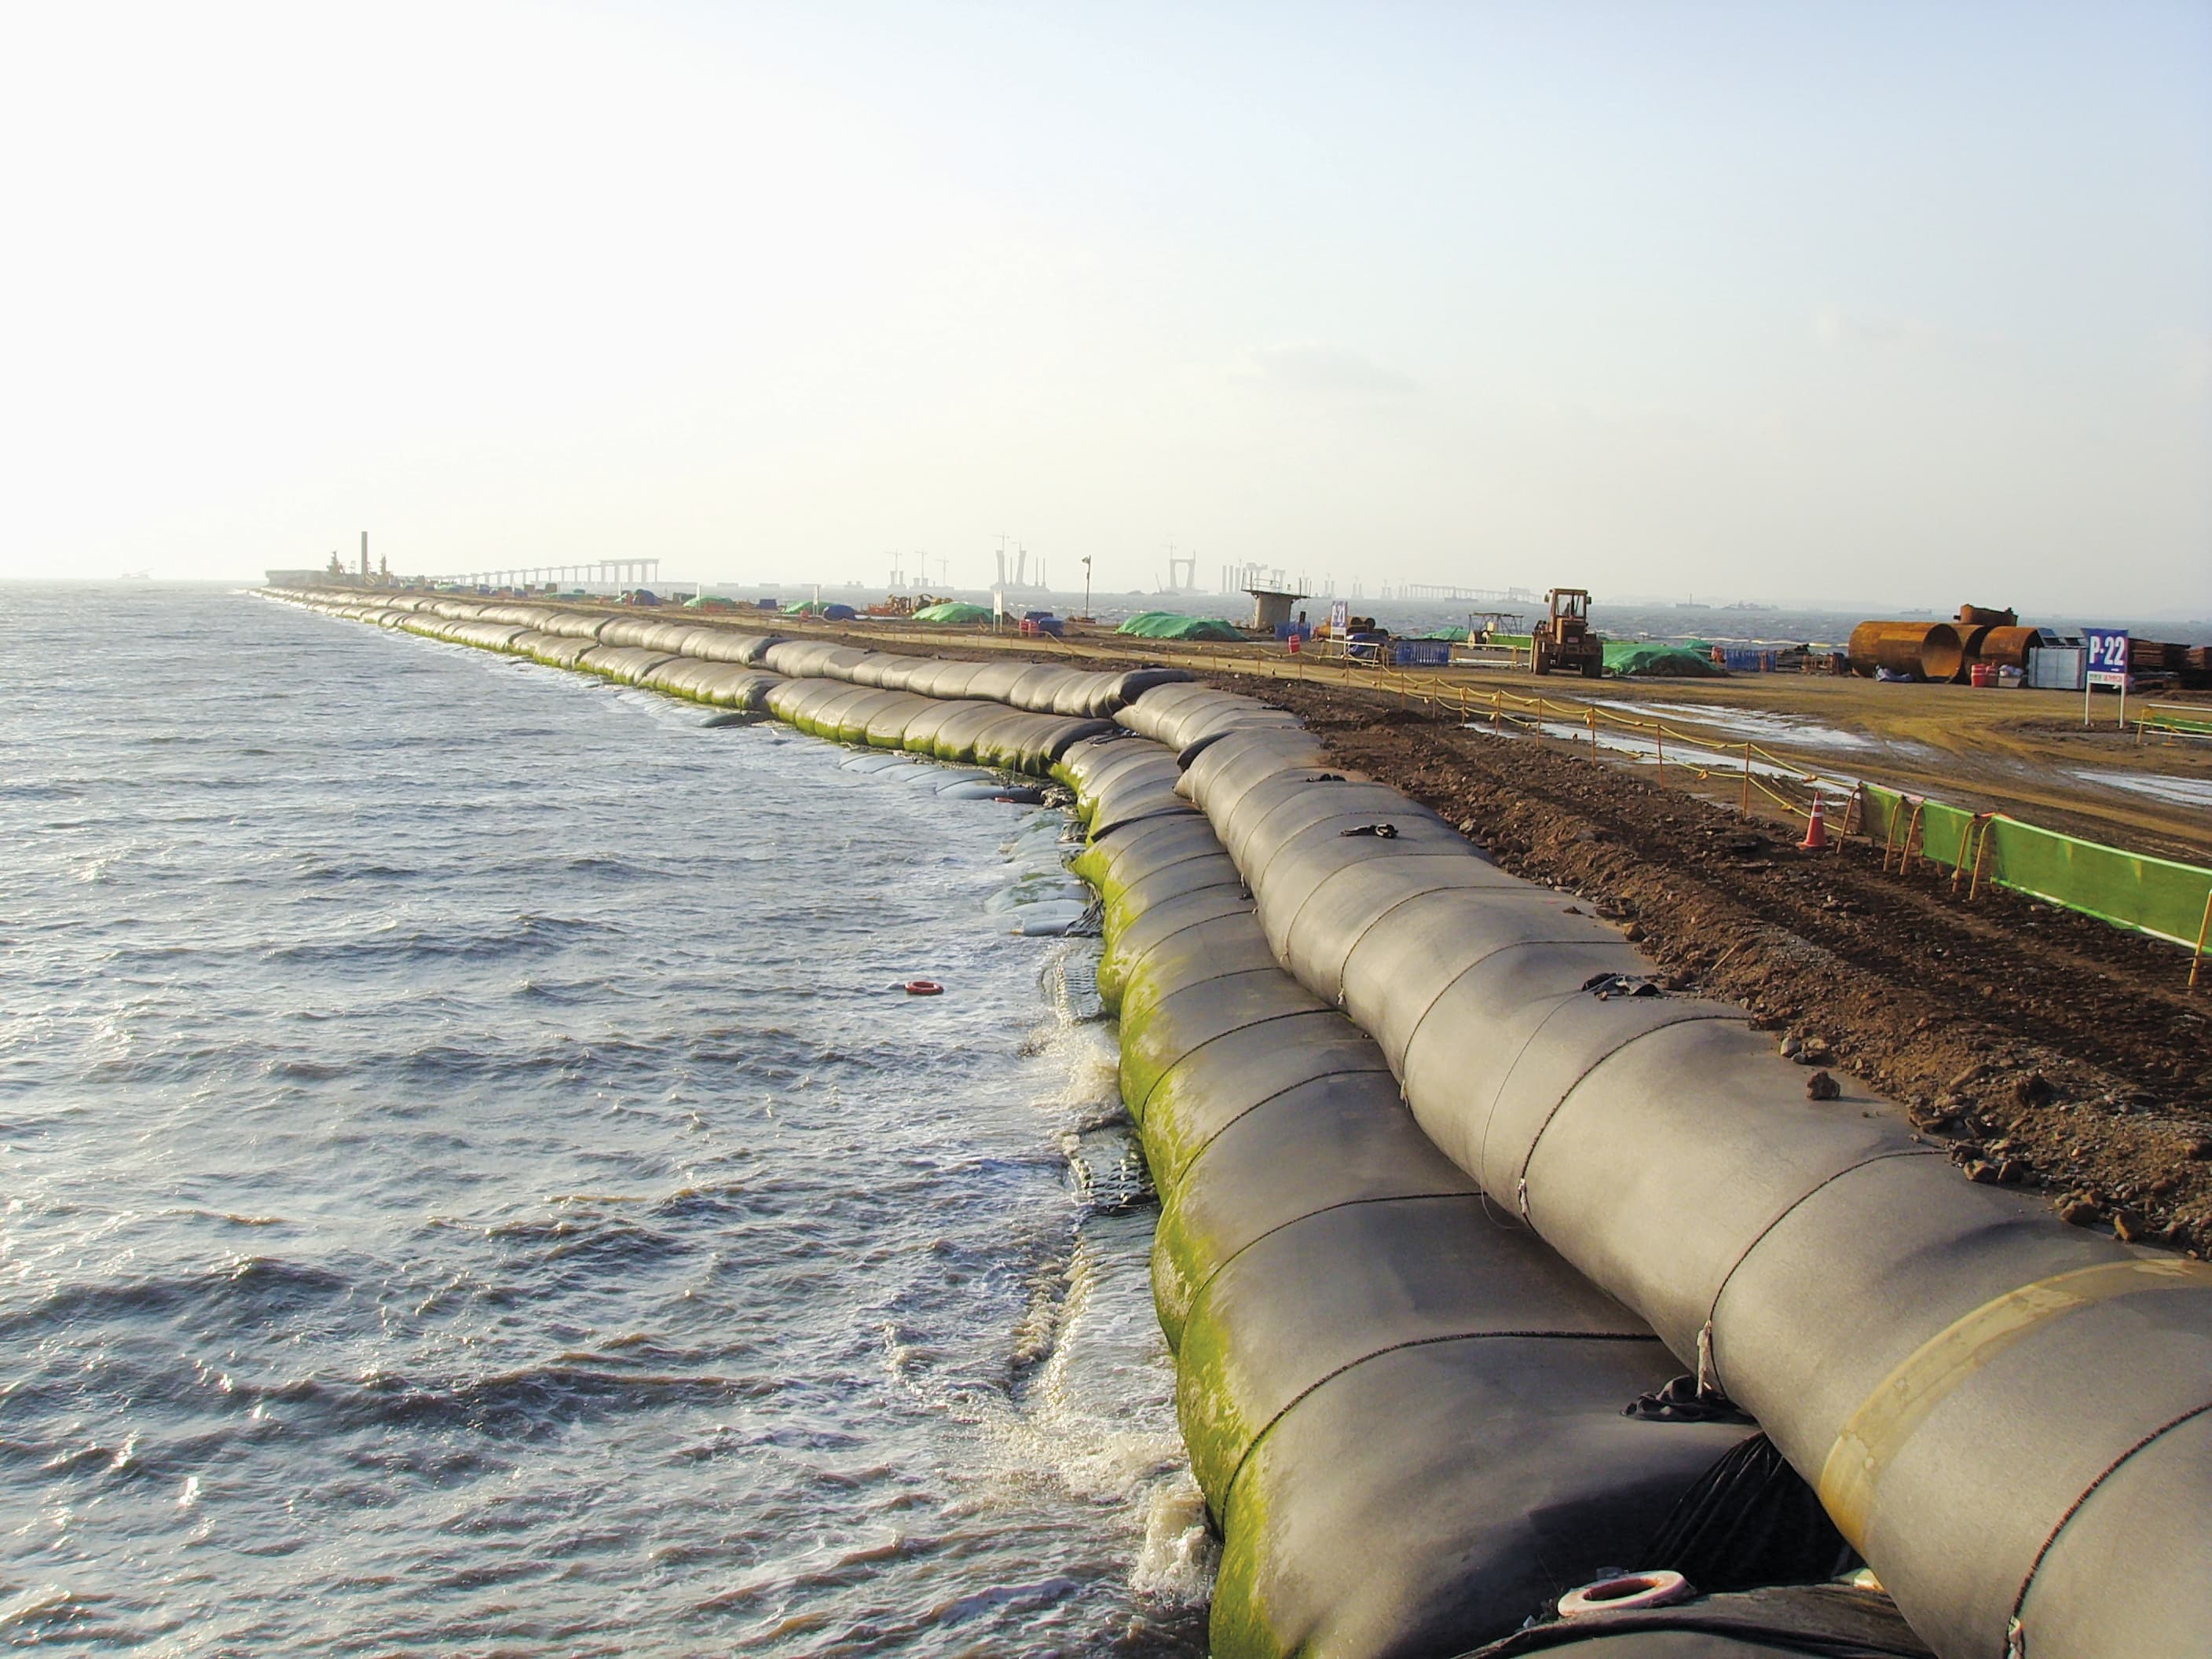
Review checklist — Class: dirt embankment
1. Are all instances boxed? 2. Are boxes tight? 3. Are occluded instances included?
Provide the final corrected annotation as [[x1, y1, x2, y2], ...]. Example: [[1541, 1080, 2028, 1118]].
[[1217, 672, 2212, 1255]]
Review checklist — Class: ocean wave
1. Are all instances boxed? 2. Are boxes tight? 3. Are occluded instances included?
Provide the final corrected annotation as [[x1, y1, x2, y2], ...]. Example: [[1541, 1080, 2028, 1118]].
[[0, 1255, 359, 1339], [0, 588, 1199, 1657], [264, 914, 606, 965]]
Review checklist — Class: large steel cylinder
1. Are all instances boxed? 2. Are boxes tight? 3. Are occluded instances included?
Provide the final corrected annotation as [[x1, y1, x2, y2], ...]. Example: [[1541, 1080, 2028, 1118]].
[[1972, 626, 2041, 672], [1919, 624, 1968, 683], [1848, 621, 1940, 679]]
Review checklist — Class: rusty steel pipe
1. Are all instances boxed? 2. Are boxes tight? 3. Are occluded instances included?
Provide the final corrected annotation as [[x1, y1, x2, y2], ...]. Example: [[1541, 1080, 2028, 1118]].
[[1971, 625, 2042, 672], [1848, 621, 1941, 679], [1919, 624, 1970, 684]]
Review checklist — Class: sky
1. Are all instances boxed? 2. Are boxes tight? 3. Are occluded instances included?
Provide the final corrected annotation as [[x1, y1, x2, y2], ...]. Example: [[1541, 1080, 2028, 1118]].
[[2, 1, 2207, 614]]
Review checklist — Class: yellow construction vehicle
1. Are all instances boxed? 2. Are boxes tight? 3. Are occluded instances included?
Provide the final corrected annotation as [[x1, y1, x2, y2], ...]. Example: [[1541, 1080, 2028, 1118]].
[[1533, 588, 1604, 678]]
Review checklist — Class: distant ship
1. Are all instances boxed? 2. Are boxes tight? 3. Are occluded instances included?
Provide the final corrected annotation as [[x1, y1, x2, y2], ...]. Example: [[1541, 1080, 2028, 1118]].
[[1723, 600, 1776, 612], [117, 570, 150, 580]]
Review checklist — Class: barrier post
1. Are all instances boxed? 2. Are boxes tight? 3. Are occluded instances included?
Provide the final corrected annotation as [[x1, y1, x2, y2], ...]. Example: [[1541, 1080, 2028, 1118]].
[[1953, 815, 1987, 893], [2192, 888, 2212, 991], [1967, 816, 1999, 901], [1492, 690, 1502, 733], [1587, 707, 1598, 762], [1898, 800, 1927, 875], [1740, 744, 1752, 818], [1655, 727, 1664, 783]]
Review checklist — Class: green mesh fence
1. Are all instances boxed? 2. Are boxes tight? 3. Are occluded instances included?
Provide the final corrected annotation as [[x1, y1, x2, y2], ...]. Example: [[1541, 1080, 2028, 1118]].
[[1859, 785, 2212, 950], [2140, 708, 2212, 739]]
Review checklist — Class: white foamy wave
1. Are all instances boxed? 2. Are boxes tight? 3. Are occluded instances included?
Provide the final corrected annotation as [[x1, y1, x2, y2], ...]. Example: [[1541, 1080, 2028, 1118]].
[[1133, 1470, 1218, 1607]]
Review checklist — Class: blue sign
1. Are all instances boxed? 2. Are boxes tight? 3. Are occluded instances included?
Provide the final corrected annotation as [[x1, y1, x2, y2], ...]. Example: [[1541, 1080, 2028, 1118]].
[[2084, 628, 2130, 687]]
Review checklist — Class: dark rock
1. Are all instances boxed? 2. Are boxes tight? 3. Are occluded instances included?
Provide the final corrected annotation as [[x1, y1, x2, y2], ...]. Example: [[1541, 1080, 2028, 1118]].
[[1806, 1070, 1841, 1102], [2014, 1071, 2057, 1107], [2187, 1139, 2212, 1161], [1948, 1064, 1992, 1091], [2056, 1196, 2101, 1226], [1966, 1160, 2001, 1185], [2112, 1209, 2151, 1243], [1997, 1159, 2030, 1185]]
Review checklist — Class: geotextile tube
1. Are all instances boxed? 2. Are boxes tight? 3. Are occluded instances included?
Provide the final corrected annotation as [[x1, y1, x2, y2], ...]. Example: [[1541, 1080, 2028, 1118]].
[[1141, 683, 2212, 1659], [1053, 727, 1772, 1655], [264, 591, 2191, 1657], [267, 587, 1186, 714]]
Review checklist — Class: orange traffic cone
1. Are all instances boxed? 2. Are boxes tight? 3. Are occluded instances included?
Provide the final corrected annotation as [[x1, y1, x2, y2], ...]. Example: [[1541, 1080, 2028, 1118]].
[[1799, 793, 1829, 851]]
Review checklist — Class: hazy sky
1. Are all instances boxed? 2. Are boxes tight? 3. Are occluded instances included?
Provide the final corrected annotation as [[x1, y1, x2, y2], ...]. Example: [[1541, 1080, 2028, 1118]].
[[4, 2, 2207, 612]]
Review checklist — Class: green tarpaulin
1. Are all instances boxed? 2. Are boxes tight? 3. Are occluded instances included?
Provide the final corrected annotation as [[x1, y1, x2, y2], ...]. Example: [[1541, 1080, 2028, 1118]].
[[1602, 642, 1723, 677], [911, 602, 994, 624], [1116, 611, 1243, 641]]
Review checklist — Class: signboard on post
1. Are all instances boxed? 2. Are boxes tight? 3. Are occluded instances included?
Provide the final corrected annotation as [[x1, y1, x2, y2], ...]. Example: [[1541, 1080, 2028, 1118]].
[[2084, 628, 2129, 727], [992, 589, 1005, 631], [1329, 599, 1349, 634]]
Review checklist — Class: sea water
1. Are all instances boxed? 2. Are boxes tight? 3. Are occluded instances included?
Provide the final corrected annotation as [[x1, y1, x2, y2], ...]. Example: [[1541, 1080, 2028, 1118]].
[[0, 586, 1210, 1654]]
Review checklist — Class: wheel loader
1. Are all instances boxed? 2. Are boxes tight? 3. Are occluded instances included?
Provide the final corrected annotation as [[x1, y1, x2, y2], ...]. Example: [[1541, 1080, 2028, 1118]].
[[1532, 588, 1603, 678]]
